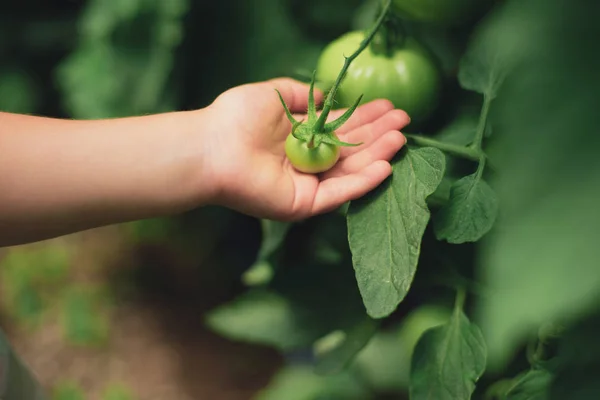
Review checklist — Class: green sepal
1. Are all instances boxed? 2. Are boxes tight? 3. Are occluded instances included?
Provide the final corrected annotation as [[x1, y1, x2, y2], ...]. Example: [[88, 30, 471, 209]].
[[313, 134, 323, 148], [308, 70, 318, 124], [324, 94, 364, 133], [275, 89, 298, 125], [320, 133, 362, 147], [291, 119, 307, 141]]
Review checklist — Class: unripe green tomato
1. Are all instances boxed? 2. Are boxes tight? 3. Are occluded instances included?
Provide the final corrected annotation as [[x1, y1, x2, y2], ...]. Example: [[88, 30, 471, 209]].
[[392, 0, 493, 25], [316, 31, 442, 124], [285, 133, 341, 174]]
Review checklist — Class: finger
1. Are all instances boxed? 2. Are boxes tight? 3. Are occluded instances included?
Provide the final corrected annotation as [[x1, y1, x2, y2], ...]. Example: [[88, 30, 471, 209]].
[[334, 99, 397, 135], [292, 99, 394, 130], [324, 130, 406, 179], [267, 77, 324, 113], [312, 160, 392, 215], [339, 109, 410, 156]]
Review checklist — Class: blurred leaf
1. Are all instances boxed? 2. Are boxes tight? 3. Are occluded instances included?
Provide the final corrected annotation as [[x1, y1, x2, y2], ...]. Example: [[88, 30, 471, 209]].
[[458, 9, 512, 99], [205, 289, 314, 350], [56, 0, 188, 118], [410, 294, 486, 400], [13, 283, 44, 324], [351, 329, 408, 392], [352, 304, 451, 391], [102, 383, 136, 400], [61, 286, 110, 347], [433, 109, 480, 146], [503, 368, 552, 400], [53, 381, 86, 400], [347, 147, 446, 318], [476, 0, 600, 367], [549, 311, 600, 400], [125, 217, 177, 243], [207, 257, 368, 351], [243, 219, 291, 286], [313, 317, 379, 375], [434, 172, 499, 244], [0, 68, 39, 113], [253, 365, 372, 400]]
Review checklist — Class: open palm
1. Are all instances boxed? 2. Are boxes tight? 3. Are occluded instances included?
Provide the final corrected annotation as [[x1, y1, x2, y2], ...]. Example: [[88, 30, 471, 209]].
[[206, 78, 410, 221]]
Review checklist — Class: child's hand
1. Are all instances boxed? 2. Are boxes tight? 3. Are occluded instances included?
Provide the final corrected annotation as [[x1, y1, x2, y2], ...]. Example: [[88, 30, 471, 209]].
[[200, 78, 410, 221]]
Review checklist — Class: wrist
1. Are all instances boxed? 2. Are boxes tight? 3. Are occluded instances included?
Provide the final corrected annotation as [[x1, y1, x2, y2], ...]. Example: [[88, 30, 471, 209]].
[[173, 108, 226, 212]]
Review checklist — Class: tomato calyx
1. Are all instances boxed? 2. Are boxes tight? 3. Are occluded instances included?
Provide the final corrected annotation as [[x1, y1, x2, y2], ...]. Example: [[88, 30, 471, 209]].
[[370, 11, 407, 57], [276, 71, 364, 149]]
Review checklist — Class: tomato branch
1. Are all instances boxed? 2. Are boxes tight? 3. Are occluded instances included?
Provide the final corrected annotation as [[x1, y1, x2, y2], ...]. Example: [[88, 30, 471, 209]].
[[404, 133, 482, 162], [470, 93, 492, 152]]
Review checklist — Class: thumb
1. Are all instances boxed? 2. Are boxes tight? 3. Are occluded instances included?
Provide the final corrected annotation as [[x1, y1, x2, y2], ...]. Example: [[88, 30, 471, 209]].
[[265, 77, 324, 113]]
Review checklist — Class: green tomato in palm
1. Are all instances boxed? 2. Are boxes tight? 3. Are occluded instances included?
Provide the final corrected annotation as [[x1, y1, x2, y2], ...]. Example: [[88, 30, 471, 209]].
[[285, 133, 341, 174], [316, 31, 442, 125], [392, 0, 494, 25]]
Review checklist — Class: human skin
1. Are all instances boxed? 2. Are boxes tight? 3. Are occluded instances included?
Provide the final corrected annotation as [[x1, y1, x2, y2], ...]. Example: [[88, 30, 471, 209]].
[[0, 78, 410, 247]]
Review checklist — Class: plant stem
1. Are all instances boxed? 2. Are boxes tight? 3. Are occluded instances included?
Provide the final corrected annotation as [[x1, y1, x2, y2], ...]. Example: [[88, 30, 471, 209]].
[[405, 133, 482, 161], [314, 0, 392, 131], [470, 93, 492, 151]]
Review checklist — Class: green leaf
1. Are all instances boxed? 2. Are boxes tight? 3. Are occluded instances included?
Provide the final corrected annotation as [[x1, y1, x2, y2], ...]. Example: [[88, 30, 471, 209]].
[[434, 172, 499, 244], [347, 147, 446, 318], [504, 369, 552, 400], [207, 256, 368, 351], [243, 219, 291, 286], [475, 0, 600, 368], [0, 68, 40, 113], [409, 295, 487, 400], [61, 286, 110, 347], [253, 365, 372, 400], [257, 219, 292, 260], [433, 108, 480, 146], [53, 381, 85, 400], [458, 14, 511, 98], [352, 329, 408, 392], [352, 305, 451, 391], [56, 0, 187, 118], [313, 317, 379, 375], [205, 289, 316, 350], [102, 383, 136, 400]]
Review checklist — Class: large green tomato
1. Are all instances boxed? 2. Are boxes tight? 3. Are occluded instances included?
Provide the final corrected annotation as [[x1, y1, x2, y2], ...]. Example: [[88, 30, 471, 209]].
[[285, 133, 341, 174], [316, 31, 442, 124], [392, 0, 493, 25]]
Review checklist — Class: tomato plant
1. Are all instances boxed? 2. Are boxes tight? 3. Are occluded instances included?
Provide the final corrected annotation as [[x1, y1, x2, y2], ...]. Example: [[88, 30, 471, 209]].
[[207, 0, 600, 399], [316, 29, 442, 124]]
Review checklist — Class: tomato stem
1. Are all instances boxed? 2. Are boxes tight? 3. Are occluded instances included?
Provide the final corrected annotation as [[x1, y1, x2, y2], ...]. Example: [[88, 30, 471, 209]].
[[404, 133, 483, 162], [470, 93, 492, 152], [314, 0, 392, 132]]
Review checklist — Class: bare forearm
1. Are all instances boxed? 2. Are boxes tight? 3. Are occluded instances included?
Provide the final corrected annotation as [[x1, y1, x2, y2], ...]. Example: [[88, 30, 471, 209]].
[[0, 110, 209, 246]]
